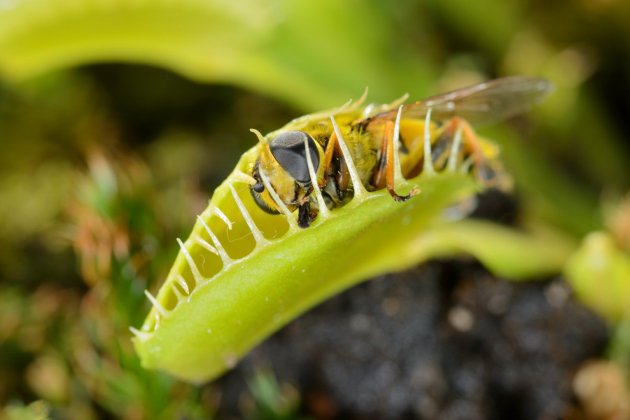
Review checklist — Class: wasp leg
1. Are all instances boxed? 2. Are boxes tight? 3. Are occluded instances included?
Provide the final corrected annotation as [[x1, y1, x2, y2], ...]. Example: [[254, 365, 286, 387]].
[[371, 125, 389, 189], [320, 132, 337, 188], [445, 117, 501, 185], [445, 117, 485, 167], [334, 144, 350, 194], [297, 202, 312, 228], [383, 120, 418, 202], [321, 131, 352, 199]]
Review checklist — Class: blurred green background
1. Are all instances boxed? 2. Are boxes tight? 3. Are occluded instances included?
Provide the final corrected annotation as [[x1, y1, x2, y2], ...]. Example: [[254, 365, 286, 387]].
[[1, 0, 630, 418]]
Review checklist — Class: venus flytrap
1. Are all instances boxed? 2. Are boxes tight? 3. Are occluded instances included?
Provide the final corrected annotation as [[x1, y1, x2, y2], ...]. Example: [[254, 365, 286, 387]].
[[132, 124, 476, 381], [132, 88, 571, 381]]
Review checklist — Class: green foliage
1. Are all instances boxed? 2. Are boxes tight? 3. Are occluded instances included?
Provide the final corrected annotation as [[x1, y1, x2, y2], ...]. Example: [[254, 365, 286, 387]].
[[0, 0, 434, 109], [565, 232, 630, 323], [405, 219, 575, 280], [1, 401, 50, 420], [246, 371, 302, 420]]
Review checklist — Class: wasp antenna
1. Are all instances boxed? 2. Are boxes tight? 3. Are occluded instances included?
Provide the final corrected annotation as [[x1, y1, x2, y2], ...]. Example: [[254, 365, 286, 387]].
[[393, 105, 405, 184], [129, 326, 151, 342], [448, 124, 464, 172], [177, 237, 207, 285], [250, 128, 268, 145], [330, 116, 368, 200], [196, 217, 233, 266], [229, 184, 270, 246], [176, 274, 190, 295], [233, 171, 257, 186], [258, 167, 300, 230], [303, 138, 330, 220], [144, 289, 168, 318], [213, 207, 233, 230], [195, 236, 218, 256], [423, 108, 436, 176]]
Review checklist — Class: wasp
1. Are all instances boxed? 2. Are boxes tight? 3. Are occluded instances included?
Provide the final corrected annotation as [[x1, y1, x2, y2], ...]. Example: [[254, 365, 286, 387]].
[[247, 77, 552, 228]]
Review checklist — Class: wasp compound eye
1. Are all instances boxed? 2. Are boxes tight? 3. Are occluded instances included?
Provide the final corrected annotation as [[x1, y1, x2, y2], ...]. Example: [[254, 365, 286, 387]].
[[269, 131, 319, 184], [252, 182, 264, 193], [250, 188, 280, 215]]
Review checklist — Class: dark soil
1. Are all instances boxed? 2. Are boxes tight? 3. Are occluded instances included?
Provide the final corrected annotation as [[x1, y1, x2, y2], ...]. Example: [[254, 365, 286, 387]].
[[218, 261, 608, 420]]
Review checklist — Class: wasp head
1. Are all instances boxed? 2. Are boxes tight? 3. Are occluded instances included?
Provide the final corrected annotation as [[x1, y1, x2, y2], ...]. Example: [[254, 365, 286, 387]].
[[250, 130, 322, 227]]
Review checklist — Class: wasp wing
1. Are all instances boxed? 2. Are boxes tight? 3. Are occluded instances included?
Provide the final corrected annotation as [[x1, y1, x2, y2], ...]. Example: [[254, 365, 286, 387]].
[[369, 76, 553, 127]]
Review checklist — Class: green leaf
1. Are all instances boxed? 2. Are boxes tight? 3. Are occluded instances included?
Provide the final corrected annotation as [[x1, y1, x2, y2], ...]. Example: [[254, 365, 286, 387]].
[[565, 232, 630, 322], [0, 0, 434, 109], [406, 219, 576, 280]]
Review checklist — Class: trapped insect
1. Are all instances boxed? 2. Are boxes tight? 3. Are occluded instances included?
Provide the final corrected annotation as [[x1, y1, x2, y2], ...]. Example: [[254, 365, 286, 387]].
[[246, 76, 552, 228]]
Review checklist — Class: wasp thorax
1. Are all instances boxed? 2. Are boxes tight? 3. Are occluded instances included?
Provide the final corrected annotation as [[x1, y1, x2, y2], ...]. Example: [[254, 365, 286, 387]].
[[250, 130, 322, 219]]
